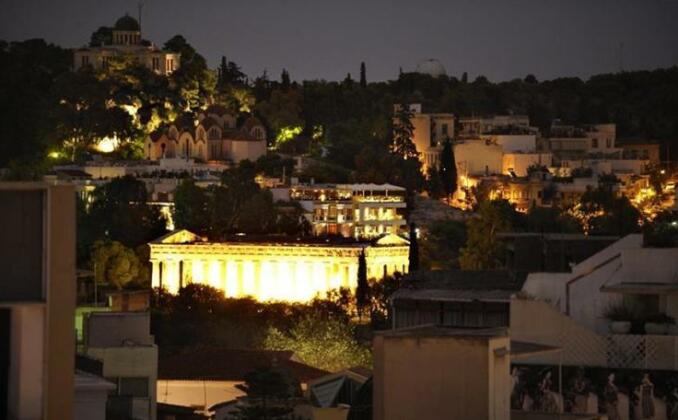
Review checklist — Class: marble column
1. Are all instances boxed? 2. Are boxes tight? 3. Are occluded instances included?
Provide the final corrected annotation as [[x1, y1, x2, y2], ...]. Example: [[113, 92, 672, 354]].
[[151, 259, 160, 289]]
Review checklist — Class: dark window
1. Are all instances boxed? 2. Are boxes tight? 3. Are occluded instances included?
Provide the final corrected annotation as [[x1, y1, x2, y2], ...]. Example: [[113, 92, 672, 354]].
[[442, 123, 448, 135], [119, 377, 149, 398], [0, 191, 44, 302], [592, 138, 598, 148]]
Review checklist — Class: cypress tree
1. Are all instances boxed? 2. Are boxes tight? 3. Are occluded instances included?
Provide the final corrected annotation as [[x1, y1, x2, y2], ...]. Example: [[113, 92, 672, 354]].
[[281, 69, 291, 90], [356, 249, 369, 319], [439, 137, 457, 198], [218, 56, 228, 87], [408, 223, 419, 272], [360, 62, 367, 88], [392, 105, 419, 160]]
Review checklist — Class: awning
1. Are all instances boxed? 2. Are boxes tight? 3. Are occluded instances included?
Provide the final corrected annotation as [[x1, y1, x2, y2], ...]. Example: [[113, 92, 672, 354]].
[[510, 340, 561, 360], [600, 282, 678, 295]]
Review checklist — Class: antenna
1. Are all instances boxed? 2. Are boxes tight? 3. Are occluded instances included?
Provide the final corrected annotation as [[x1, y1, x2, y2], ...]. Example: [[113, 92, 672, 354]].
[[138, 1, 144, 34]]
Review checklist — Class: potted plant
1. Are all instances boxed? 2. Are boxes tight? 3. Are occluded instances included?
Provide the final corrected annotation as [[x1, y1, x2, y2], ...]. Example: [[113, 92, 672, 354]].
[[603, 302, 635, 334], [644, 313, 675, 335]]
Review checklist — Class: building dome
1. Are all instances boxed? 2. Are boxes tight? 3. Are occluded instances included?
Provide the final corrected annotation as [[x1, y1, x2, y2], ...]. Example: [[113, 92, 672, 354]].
[[416, 59, 447, 78], [114, 14, 140, 31]]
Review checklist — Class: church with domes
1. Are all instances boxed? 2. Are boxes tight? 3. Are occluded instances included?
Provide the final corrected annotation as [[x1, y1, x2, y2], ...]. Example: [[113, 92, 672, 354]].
[[73, 14, 180, 75]]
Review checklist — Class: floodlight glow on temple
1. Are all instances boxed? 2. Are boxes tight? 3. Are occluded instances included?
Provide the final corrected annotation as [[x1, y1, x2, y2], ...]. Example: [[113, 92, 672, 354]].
[[149, 230, 410, 302]]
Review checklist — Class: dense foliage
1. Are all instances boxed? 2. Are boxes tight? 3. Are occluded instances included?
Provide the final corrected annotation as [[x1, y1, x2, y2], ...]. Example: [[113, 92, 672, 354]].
[[265, 314, 372, 372], [3, 36, 677, 181], [172, 160, 310, 238]]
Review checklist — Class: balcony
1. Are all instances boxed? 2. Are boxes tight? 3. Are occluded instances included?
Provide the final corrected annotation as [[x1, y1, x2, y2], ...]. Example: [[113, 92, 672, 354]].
[[511, 299, 678, 370]]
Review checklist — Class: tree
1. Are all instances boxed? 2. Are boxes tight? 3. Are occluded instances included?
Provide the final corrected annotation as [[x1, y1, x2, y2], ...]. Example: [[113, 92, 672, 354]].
[[255, 89, 303, 141], [280, 69, 291, 90], [408, 223, 419, 272], [91, 240, 144, 289], [171, 283, 228, 317], [524, 74, 538, 84], [343, 72, 354, 87], [233, 367, 299, 420], [218, 55, 246, 88], [237, 190, 277, 233], [575, 186, 641, 236], [89, 26, 112, 47], [164, 35, 215, 109], [359, 62, 367, 88], [526, 206, 582, 234], [439, 137, 457, 198], [173, 179, 209, 234], [461, 72, 468, 83], [354, 138, 424, 194], [87, 176, 167, 248], [264, 314, 371, 372], [459, 200, 517, 270], [355, 249, 369, 319], [420, 220, 467, 270], [392, 105, 419, 160]]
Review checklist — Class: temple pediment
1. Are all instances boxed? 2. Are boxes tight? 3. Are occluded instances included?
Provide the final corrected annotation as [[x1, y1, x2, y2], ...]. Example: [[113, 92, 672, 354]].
[[151, 229, 203, 244]]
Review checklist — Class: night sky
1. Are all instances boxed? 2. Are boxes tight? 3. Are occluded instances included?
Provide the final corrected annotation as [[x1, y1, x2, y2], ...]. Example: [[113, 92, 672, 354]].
[[2, 0, 677, 82]]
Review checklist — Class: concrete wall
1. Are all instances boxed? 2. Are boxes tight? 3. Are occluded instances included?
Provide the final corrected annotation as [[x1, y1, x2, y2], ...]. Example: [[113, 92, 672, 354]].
[[156, 380, 244, 412], [407, 112, 454, 172], [373, 334, 510, 420], [485, 134, 536, 153], [86, 346, 158, 420], [74, 373, 115, 420], [47, 185, 77, 420], [85, 312, 153, 347], [82, 165, 130, 179], [7, 306, 45, 419], [510, 298, 606, 366], [521, 235, 643, 334], [454, 140, 503, 176], [502, 153, 552, 176], [231, 139, 266, 163]]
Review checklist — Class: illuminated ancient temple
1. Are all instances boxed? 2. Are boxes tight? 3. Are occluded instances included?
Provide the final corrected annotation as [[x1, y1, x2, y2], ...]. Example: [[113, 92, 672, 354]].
[[149, 230, 410, 302]]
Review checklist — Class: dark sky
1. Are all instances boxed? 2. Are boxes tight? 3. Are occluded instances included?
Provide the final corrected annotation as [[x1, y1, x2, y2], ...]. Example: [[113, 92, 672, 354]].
[[2, 0, 677, 82]]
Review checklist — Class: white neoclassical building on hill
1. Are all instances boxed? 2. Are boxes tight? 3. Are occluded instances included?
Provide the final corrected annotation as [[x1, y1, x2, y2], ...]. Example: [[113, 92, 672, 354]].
[[73, 14, 180, 76]]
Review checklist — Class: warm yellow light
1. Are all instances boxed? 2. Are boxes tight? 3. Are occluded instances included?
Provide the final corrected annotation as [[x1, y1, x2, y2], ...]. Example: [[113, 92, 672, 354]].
[[48, 151, 61, 159], [208, 261, 221, 290], [150, 240, 410, 302], [242, 261, 255, 296], [275, 126, 303, 146], [226, 260, 239, 298], [94, 136, 119, 153], [192, 260, 204, 283]]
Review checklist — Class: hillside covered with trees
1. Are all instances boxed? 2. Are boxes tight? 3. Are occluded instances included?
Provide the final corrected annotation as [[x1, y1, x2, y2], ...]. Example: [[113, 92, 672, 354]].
[[1, 37, 677, 180]]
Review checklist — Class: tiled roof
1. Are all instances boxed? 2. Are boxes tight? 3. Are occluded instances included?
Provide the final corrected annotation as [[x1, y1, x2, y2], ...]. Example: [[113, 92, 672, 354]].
[[149, 129, 167, 142], [392, 270, 527, 302], [199, 116, 220, 130], [158, 348, 329, 382], [242, 116, 264, 131], [222, 128, 259, 142], [172, 113, 195, 130]]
